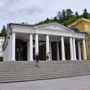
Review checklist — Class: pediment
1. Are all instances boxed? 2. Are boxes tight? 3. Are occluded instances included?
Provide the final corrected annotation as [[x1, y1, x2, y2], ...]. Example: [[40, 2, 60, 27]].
[[36, 22, 74, 32]]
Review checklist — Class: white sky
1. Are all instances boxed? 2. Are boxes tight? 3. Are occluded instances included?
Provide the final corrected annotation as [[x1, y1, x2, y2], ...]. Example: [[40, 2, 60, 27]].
[[0, 0, 90, 30]]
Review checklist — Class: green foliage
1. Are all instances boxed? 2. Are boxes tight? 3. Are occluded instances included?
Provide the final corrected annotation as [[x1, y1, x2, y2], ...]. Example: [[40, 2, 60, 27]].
[[0, 56, 3, 62], [36, 9, 90, 26], [83, 9, 89, 18], [66, 9, 73, 18], [0, 26, 7, 37], [36, 18, 55, 25], [62, 16, 78, 26], [75, 11, 79, 18]]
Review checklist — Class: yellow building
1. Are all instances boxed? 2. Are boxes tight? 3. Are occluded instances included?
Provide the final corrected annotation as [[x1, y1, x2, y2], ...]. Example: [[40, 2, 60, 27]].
[[68, 18, 90, 59]]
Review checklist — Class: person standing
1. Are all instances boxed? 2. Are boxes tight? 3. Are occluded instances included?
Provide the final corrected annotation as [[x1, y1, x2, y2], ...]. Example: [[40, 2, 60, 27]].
[[46, 52, 50, 60], [35, 52, 39, 67]]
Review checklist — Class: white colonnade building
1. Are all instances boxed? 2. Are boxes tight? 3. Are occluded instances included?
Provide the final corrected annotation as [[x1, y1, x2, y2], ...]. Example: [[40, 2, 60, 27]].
[[3, 22, 87, 62]]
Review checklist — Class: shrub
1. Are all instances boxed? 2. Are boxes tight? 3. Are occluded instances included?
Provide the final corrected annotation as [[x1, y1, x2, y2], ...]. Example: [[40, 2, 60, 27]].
[[0, 57, 3, 61]]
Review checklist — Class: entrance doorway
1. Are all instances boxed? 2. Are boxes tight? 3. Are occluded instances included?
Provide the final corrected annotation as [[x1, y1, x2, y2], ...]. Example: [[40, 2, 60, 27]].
[[33, 41, 46, 60], [39, 42, 46, 60], [16, 39, 27, 61], [51, 42, 57, 60]]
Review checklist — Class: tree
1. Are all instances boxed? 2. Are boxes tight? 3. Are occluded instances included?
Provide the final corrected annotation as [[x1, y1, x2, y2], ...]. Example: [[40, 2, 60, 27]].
[[66, 9, 73, 19], [75, 11, 79, 18], [56, 11, 63, 23], [36, 9, 90, 26], [62, 9, 66, 21], [45, 18, 49, 23], [0, 26, 7, 37], [83, 8, 88, 18], [53, 17, 58, 22]]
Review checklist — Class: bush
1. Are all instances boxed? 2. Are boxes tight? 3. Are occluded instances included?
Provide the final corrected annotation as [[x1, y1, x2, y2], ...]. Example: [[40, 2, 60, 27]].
[[0, 57, 3, 61]]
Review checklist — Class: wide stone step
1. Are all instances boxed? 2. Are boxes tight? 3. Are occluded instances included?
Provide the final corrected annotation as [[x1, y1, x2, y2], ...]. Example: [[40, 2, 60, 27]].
[[0, 60, 89, 83]]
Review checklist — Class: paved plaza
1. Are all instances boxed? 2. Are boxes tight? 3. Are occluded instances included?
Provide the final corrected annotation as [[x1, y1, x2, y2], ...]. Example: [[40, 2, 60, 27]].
[[0, 75, 90, 90]]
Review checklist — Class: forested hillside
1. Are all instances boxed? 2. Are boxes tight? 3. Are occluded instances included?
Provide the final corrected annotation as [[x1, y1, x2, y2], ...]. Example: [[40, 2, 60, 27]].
[[36, 9, 90, 26]]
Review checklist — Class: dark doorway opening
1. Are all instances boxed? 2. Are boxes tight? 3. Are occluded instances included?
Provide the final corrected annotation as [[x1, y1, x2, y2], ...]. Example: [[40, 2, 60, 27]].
[[39, 42, 46, 60], [51, 42, 57, 60], [16, 39, 27, 61], [33, 41, 46, 61], [65, 38, 70, 60], [59, 41, 62, 60]]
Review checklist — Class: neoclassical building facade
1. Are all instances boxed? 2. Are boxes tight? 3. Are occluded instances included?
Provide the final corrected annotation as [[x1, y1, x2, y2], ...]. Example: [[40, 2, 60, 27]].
[[3, 22, 87, 62]]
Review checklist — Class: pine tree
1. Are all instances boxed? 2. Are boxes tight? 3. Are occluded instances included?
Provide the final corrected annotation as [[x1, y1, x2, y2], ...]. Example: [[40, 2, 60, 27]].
[[0, 26, 7, 36], [62, 9, 66, 21], [75, 11, 79, 18], [66, 9, 73, 19], [53, 17, 57, 22], [83, 8, 88, 18], [56, 11, 63, 23]]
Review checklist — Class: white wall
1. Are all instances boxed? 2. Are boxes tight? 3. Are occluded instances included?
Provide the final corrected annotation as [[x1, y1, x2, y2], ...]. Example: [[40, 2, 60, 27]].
[[0, 37, 4, 56], [3, 36, 11, 62]]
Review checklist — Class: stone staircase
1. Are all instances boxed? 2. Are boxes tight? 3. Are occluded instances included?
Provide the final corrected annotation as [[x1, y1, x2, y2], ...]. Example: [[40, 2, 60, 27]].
[[0, 60, 90, 83]]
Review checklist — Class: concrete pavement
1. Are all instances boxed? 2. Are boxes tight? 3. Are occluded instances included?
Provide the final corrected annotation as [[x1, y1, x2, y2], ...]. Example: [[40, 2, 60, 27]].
[[0, 75, 90, 90]]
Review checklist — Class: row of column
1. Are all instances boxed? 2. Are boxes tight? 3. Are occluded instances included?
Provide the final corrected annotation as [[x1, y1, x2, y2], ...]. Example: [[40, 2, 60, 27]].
[[70, 38, 87, 60], [27, 34, 50, 61], [28, 34, 87, 61], [11, 33, 87, 61]]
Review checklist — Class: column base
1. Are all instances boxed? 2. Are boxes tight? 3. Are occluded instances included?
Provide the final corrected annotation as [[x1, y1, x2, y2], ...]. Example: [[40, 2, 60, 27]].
[[71, 59, 77, 61], [11, 59, 16, 61], [84, 59, 87, 60], [28, 59, 33, 61], [62, 59, 66, 61], [79, 59, 82, 61]]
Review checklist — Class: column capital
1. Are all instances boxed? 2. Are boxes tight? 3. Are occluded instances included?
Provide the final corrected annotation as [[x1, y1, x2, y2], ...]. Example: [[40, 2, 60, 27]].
[[61, 36, 64, 38], [11, 32, 15, 35], [46, 34, 49, 37], [29, 33, 33, 35]]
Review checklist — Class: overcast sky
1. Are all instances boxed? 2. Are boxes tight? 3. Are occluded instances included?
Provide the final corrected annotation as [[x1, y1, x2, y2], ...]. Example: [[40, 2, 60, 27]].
[[0, 0, 90, 30]]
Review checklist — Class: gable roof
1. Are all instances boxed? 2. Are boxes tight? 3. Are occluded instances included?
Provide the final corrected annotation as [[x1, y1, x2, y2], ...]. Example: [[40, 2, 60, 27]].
[[9, 22, 74, 33], [35, 22, 73, 32], [68, 18, 90, 28]]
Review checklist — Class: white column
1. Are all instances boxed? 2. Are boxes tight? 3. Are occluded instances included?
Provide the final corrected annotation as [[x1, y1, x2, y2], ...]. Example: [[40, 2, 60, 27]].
[[8, 36, 11, 61], [28, 34, 33, 61], [70, 37, 74, 60], [73, 38, 77, 60], [78, 41, 81, 60], [46, 35, 50, 60], [57, 42, 59, 61], [9, 35, 12, 61], [61, 36, 65, 60], [35, 34, 39, 54], [11, 33, 16, 61], [82, 39, 87, 60]]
